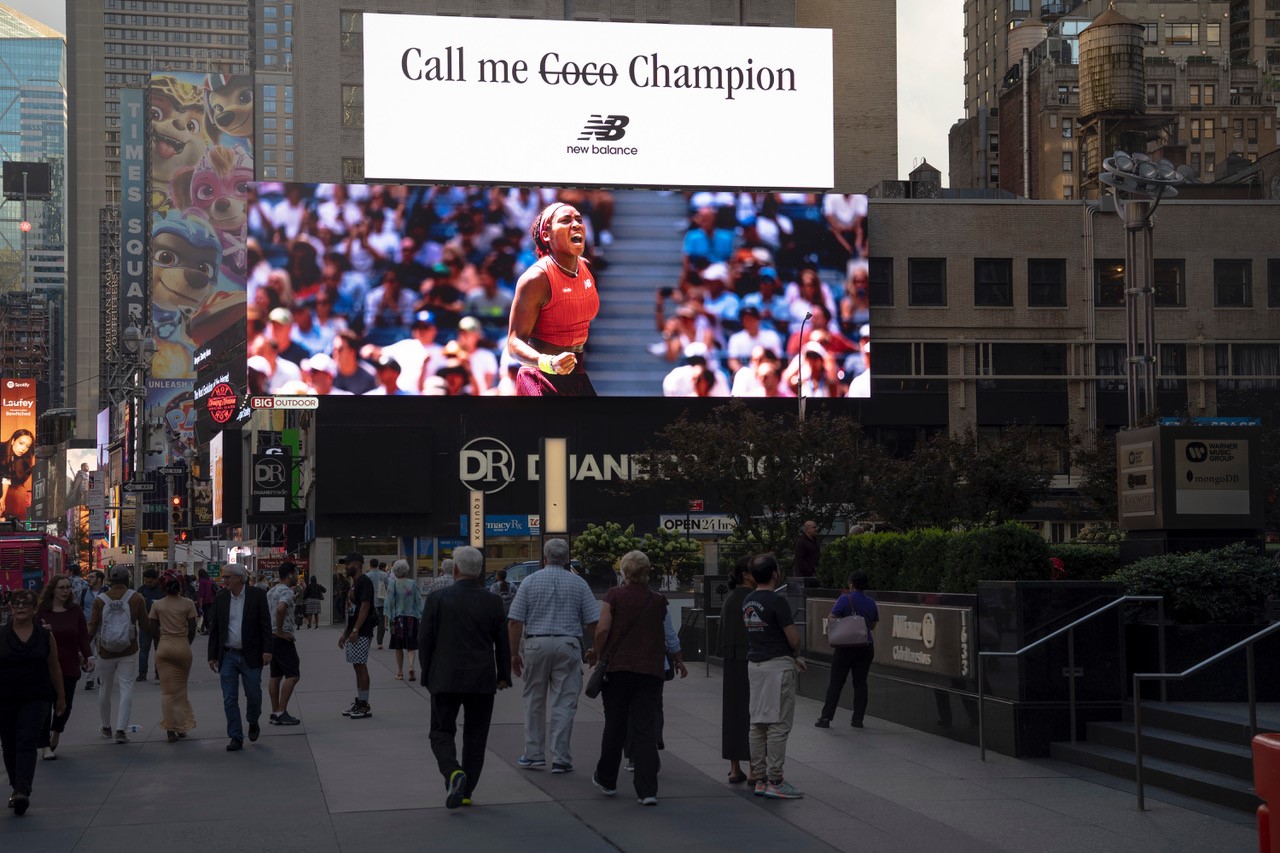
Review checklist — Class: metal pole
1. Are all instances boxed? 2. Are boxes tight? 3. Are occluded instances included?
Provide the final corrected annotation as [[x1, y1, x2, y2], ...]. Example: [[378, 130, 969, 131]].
[[978, 652, 986, 762], [1068, 628, 1077, 747], [166, 475, 176, 569], [1247, 644, 1257, 738], [1157, 598, 1168, 703], [797, 313, 810, 421], [1140, 205, 1157, 419], [1134, 674, 1146, 810], [1123, 201, 1141, 428]]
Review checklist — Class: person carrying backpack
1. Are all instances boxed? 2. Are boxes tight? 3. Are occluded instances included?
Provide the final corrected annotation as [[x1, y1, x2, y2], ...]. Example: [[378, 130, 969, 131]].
[[491, 569, 516, 615], [86, 566, 149, 743]]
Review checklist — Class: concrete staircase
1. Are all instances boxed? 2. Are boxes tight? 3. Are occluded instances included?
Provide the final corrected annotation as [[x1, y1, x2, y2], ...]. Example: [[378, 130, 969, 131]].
[[587, 190, 686, 396], [1050, 702, 1264, 812]]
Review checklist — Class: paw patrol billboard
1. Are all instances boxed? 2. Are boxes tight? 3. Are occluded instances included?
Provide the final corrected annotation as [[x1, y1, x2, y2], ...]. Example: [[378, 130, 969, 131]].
[[147, 72, 253, 445]]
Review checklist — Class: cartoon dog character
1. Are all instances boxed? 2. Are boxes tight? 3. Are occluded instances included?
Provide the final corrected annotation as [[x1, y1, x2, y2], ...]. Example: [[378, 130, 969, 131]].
[[148, 76, 213, 209], [150, 209, 222, 316], [205, 74, 254, 139], [171, 145, 253, 275]]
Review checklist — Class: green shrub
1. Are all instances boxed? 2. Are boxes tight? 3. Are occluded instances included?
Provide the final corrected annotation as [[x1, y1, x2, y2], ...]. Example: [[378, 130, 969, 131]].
[[1049, 543, 1122, 581], [941, 523, 1050, 592], [1106, 543, 1280, 624], [819, 523, 1051, 593]]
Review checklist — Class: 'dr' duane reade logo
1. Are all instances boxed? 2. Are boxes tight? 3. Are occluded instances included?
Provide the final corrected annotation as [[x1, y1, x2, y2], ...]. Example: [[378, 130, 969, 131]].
[[578, 114, 629, 141], [459, 436, 515, 494]]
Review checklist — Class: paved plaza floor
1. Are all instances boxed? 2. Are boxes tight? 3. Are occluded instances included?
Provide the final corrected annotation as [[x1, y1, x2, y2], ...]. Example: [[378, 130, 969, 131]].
[[1, 624, 1257, 852]]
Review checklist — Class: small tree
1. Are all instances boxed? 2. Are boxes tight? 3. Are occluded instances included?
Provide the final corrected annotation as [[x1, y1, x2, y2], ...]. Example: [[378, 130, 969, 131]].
[[640, 527, 702, 591], [573, 522, 640, 575]]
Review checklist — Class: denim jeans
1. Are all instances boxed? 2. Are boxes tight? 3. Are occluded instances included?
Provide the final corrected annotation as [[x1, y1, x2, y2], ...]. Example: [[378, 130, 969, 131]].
[[219, 650, 262, 741]]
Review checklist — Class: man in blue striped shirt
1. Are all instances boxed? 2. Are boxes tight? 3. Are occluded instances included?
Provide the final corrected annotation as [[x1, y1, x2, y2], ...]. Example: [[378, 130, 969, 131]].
[[507, 539, 600, 774]]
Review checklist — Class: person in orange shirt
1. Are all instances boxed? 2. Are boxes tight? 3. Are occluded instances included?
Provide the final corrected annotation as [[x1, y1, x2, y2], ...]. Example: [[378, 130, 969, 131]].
[[507, 203, 600, 396]]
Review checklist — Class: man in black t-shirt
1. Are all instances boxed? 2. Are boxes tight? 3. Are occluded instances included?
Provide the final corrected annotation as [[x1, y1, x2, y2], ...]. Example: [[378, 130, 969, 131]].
[[338, 553, 376, 719], [742, 554, 807, 800]]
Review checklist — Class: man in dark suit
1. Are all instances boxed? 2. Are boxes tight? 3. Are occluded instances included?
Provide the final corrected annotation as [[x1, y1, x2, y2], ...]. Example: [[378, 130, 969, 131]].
[[419, 545, 511, 809], [206, 563, 274, 751]]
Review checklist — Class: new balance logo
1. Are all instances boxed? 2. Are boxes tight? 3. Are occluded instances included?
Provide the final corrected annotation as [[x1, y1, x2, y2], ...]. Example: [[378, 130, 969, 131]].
[[578, 115, 629, 141]]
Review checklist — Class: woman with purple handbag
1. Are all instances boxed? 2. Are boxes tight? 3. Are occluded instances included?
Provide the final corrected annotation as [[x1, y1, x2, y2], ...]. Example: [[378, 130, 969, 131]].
[[816, 571, 878, 729]]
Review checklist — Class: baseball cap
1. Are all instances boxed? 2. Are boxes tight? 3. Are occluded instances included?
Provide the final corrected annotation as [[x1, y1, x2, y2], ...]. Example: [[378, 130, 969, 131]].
[[412, 310, 436, 329], [109, 565, 131, 582], [740, 305, 760, 318], [247, 355, 271, 375], [701, 262, 729, 283], [859, 323, 871, 339], [683, 342, 709, 363], [458, 316, 482, 333], [375, 356, 401, 373], [305, 352, 338, 376], [759, 267, 778, 281], [804, 342, 828, 358], [268, 307, 293, 326]]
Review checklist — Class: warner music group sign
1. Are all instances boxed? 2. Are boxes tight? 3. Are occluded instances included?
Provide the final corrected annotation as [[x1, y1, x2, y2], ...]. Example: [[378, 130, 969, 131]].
[[363, 14, 834, 189]]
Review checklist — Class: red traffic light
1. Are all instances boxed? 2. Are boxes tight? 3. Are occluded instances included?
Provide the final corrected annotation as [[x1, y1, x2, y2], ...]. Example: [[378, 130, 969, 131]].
[[171, 496, 182, 507]]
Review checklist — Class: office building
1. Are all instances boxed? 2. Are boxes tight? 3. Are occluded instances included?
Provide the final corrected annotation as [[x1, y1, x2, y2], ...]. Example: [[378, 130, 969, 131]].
[[66, 0, 250, 437]]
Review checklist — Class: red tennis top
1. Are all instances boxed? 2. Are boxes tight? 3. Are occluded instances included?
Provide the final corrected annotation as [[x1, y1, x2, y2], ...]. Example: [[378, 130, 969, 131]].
[[532, 257, 599, 349]]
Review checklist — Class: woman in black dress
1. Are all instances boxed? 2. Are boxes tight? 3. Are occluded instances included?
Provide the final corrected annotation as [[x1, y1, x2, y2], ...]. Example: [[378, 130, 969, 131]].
[[0, 588, 66, 815], [0, 429, 36, 520], [718, 557, 755, 784]]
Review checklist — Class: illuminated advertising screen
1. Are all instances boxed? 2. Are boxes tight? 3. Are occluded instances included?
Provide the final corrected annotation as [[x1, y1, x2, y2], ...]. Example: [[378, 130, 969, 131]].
[[0, 378, 37, 520], [147, 71, 252, 444], [246, 183, 870, 399], [362, 14, 834, 190]]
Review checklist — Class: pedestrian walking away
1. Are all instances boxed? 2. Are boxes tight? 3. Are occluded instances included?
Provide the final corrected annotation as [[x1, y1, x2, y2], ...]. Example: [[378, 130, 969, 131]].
[[86, 566, 149, 744], [816, 571, 879, 729], [268, 562, 303, 726], [507, 538, 600, 773], [365, 559, 389, 649], [338, 553, 375, 719], [136, 568, 165, 682], [206, 564, 273, 751], [35, 574, 93, 760], [196, 569, 217, 635], [150, 570, 198, 742], [591, 551, 686, 805], [302, 575, 326, 630], [718, 557, 755, 784], [80, 570, 104, 690], [385, 559, 424, 681], [419, 546, 511, 809], [0, 588, 66, 817], [743, 553, 807, 800]]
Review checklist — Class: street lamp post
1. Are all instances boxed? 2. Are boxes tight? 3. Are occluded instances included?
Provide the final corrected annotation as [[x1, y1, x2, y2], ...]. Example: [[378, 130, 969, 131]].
[[1098, 151, 1184, 428], [109, 323, 157, 584]]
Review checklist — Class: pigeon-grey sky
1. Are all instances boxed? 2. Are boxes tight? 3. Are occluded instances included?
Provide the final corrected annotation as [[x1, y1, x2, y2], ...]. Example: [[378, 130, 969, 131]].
[[10, 1, 965, 184]]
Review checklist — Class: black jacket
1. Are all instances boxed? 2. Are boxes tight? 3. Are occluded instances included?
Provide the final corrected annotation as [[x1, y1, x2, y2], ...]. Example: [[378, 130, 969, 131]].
[[206, 586, 274, 670], [418, 577, 511, 694]]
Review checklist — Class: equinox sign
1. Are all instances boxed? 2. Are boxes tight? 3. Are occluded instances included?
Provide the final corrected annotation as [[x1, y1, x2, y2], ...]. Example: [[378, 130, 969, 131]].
[[459, 437, 516, 494]]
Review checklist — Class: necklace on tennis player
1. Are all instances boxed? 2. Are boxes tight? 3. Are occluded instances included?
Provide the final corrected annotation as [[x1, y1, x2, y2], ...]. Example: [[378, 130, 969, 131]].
[[550, 256, 579, 278]]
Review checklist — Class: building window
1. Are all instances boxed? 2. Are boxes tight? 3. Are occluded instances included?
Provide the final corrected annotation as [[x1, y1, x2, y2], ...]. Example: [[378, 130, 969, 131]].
[[1146, 83, 1158, 105], [974, 258, 1013, 306], [262, 133, 277, 146], [263, 166, 278, 178], [1143, 23, 1158, 45], [340, 10, 363, 52], [1246, 118, 1258, 145], [1062, 117, 1072, 138], [1214, 260, 1252, 306], [1205, 22, 1220, 46], [908, 258, 946, 306], [988, 164, 1000, 185], [1063, 185, 1074, 200], [341, 85, 363, 128], [263, 117, 277, 130], [1270, 259, 1280, 307], [1190, 85, 1200, 106], [1028, 259, 1067, 307], [1095, 259, 1125, 307], [988, 132, 999, 154], [1203, 84, 1215, 106], [1160, 84, 1172, 106], [1154, 259, 1185, 307], [1159, 344, 1187, 391], [1095, 343, 1126, 391], [341, 157, 364, 183], [868, 257, 893, 307], [872, 342, 947, 392], [1062, 151, 1073, 172], [1216, 343, 1280, 391], [1167, 24, 1194, 45], [1191, 119, 1202, 140]]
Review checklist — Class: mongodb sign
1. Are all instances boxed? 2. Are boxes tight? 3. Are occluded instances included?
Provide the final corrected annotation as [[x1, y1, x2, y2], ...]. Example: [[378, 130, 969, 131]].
[[363, 13, 834, 189]]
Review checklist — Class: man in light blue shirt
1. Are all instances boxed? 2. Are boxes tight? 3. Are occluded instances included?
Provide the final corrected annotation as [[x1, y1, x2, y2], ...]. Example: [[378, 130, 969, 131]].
[[507, 539, 600, 774]]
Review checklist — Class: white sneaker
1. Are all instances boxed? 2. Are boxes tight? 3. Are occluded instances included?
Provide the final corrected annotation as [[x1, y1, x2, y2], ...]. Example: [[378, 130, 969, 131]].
[[41, 747, 56, 761], [638, 796, 658, 806]]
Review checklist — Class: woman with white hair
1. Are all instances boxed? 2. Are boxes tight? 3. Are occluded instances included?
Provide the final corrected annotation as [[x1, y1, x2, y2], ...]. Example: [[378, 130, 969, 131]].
[[385, 560, 424, 681]]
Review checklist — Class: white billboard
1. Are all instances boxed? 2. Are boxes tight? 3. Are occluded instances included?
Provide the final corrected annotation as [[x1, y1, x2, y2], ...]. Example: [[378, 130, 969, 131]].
[[363, 14, 834, 190]]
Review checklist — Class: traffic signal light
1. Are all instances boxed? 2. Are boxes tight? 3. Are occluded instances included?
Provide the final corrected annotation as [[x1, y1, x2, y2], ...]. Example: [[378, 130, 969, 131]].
[[170, 496, 185, 529], [176, 529, 191, 544]]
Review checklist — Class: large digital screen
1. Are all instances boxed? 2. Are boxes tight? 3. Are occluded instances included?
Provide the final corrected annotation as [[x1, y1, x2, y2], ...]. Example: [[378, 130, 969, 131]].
[[0, 378, 37, 520], [363, 14, 833, 190], [245, 184, 870, 400]]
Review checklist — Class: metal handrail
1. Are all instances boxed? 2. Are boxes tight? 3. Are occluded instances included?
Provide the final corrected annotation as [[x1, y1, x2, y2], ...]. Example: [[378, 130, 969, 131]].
[[978, 595, 1166, 761], [1131, 619, 1280, 810]]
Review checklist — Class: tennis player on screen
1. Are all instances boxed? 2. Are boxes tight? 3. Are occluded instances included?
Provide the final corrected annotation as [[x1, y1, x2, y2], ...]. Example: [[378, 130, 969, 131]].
[[507, 203, 600, 397]]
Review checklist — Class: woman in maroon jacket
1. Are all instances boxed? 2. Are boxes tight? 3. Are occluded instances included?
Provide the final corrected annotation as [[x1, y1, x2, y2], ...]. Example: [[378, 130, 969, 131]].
[[36, 575, 93, 760]]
